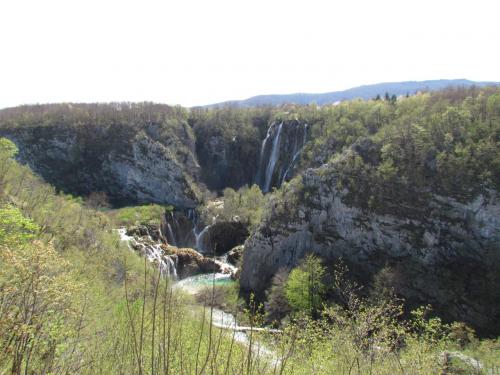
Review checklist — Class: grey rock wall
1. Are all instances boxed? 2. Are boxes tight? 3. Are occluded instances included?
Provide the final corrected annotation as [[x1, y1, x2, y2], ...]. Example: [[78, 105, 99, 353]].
[[1, 124, 200, 208], [240, 162, 500, 332]]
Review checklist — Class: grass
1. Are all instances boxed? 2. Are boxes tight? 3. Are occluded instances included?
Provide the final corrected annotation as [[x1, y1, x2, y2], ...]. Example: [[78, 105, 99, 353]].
[[108, 203, 173, 226]]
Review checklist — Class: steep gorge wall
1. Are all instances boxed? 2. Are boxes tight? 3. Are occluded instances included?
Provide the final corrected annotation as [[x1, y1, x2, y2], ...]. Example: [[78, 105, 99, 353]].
[[0, 108, 201, 208], [240, 157, 500, 333], [0, 105, 312, 207]]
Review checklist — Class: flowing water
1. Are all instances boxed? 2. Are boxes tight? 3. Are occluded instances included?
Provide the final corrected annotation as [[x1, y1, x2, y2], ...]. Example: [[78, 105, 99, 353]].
[[118, 227, 278, 364], [194, 224, 212, 253], [174, 272, 234, 294], [257, 121, 308, 192], [118, 228, 177, 278], [256, 124, 275, 187], [174, 273, 278, 365], [263, 122, 283, 192]]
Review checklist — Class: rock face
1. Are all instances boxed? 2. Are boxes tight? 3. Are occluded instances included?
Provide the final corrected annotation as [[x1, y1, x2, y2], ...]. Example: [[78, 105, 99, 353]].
[[0, 114, 200, 208], [240, 162, 500, 334], [208, 221, 249, 255], [196, 133, 259, 191], [161, 209, 249, 256], [227, 245, 244, 266]]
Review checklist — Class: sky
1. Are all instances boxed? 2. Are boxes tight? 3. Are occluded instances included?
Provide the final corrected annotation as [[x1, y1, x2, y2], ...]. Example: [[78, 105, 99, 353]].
[[1, 0, 499, 108]]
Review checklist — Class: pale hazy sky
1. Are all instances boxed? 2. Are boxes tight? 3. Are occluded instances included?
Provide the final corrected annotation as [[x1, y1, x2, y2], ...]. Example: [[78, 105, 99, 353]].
[[1, 0, 499, 108]]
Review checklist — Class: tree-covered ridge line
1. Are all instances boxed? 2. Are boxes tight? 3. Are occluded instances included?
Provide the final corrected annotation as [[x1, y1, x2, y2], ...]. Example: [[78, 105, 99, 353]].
[[0, 86, 499, 208], [298, 87, 500, 207]]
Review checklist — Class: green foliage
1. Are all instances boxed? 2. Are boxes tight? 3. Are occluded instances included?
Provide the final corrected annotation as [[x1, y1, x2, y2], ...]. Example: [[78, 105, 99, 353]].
[[286, 254, 325, 317], [220, 184, 266, 227], [0, 240, 81, 373], [0, 103, 197, 205], [410, 305, 451, 344], [110, 204, 171, 226], [0, 85, 499, 373], [0, 205, 38, 246], [0, 137, 18, 158], [0, 136, 285, 374]]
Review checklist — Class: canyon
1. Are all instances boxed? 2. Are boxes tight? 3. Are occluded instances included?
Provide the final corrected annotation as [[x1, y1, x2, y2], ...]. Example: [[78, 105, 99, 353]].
[[0, 90, 498, 335]]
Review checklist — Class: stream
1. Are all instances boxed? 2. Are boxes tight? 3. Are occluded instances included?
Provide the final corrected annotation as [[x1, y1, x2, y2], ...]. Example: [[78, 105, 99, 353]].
[[117, 227, 279, 364]]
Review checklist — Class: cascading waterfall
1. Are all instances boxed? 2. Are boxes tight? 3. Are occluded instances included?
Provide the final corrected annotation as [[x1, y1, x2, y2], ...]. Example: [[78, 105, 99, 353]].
[[118, 228, 178, 279], [256, 125, 275, 187], [263, 122, 283, 192], [195, 224, 212, 253], [257, 121, 308, 193]]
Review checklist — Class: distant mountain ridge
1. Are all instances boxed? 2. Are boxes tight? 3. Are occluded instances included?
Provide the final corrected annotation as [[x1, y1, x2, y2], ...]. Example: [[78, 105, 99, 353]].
[[206, 79, 500, 107]]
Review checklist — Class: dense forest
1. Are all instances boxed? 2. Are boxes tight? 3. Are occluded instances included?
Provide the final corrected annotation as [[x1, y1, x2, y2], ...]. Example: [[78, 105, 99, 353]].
[[0, 86, 499, 374]]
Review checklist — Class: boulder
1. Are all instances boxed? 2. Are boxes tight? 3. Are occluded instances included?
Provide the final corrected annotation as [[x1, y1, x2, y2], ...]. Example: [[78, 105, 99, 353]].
[[164, 246, 222, 278]]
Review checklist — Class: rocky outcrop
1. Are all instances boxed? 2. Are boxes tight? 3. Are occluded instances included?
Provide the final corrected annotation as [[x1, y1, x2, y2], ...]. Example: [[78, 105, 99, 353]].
[[127, 224, 166, 242], [208, 221, 249, 255], [227, 245, 244, 266], [164, 246, 222, 279], [240, 161, 500, 334], [194, 124, 262, 191]]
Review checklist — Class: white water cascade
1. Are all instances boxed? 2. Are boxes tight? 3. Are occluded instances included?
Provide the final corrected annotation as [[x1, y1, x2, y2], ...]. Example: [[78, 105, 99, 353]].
[[263, 122, 283, 192], [256, 125, 274, 186], [118, 228, 178, 279], [194, 224, 212, 253], [118, 227, 277, 364], [257, 121, 308, 193]]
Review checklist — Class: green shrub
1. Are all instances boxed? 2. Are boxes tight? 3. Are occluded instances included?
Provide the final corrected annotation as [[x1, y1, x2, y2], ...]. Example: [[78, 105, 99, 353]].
[[110, 204, 172, 226]]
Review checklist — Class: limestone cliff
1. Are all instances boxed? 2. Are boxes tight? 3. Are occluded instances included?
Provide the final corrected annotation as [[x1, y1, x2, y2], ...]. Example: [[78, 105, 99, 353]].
[[0, 104, 200, 208], [240, 157, 500, 333]]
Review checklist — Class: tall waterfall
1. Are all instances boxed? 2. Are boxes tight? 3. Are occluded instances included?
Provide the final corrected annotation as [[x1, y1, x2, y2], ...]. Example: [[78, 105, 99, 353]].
[[256, 125, 275, 187], [256, 120, 308, 193], [263, 122, 283, 192]]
